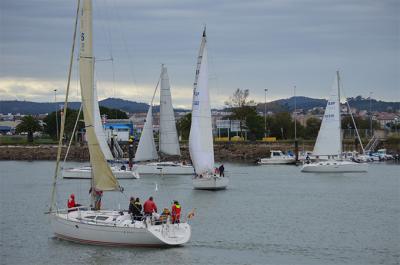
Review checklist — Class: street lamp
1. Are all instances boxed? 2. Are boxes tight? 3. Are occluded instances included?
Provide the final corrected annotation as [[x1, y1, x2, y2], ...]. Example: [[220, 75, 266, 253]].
[[264, 88, 268, 138], [54, 89, 58, 140], [369, 92, 373, 138]]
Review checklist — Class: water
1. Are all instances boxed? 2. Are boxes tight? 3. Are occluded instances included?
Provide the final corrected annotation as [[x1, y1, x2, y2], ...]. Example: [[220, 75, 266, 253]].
[[1, 161, 399, 265]]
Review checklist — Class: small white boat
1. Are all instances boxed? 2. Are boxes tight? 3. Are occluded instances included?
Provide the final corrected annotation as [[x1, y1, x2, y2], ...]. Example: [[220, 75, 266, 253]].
[[51, 208, 191, 246], [301, 160, 368, 173], [135, 161, 194, 175], [62, 165, 140, 179], [258, 150, 296, 165], [189, 28, 229, 190], [301, 71, 368, 173]]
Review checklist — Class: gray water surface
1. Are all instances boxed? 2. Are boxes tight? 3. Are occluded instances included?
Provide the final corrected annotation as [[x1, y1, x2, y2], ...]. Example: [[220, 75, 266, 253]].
[[0, 161, 399, 265]]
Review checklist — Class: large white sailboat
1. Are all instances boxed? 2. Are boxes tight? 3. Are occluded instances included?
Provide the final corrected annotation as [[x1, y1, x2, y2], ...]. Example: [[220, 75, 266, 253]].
[[301, 71, 368, 173], [50, 0, 191, 246], [134, 65, 194, 175], [190, 29, 229, 190]]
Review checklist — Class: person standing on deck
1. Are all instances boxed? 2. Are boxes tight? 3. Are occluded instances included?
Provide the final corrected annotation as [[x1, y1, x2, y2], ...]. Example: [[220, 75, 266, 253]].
[[171, 200, 181, 224], [218, 164, 225, 177], [143, 196, 157, 216]]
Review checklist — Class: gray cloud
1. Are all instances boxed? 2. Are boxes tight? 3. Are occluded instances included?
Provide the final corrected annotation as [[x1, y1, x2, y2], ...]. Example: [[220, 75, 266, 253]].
[[0, 0, 399, 106]]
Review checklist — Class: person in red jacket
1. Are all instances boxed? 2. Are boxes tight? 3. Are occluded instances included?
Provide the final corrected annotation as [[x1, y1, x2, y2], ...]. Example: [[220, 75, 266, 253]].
[[143, 196, 157, 216], [67, 194, 76, 208], [171, 200, 181, 224]]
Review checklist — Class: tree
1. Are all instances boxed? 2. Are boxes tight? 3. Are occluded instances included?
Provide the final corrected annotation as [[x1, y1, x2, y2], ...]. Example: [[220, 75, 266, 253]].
[[225, 88, 255, 136], [305, 117, 321, 139], [43, 108, 84, 140], [99, 106, 128, 119], [176, 113, 191, 140], [16, 115, 42, 142]]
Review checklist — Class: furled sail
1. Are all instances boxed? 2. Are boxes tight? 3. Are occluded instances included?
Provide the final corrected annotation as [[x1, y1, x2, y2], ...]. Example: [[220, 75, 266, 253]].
[[313, 72, 342, 157], [134, 105, 159, 161], [189, 29, 214, 175], [159, 64, 181, 156], [93, 83, 114, 161], [79, 0, 119, 190]]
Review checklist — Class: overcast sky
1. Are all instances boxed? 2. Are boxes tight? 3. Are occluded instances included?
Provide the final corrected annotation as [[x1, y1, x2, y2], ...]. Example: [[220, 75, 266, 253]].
[[0, 0, 399, 108]]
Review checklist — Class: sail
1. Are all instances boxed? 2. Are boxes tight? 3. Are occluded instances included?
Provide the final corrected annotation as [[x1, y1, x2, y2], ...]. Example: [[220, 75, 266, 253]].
[[313, 73, 342, 157], [79, 0, 119, 190], [189, 30, 214, 175], [134, 105, 159, 161], [93, 83, 114, 161], [159, 65, 181, 156]]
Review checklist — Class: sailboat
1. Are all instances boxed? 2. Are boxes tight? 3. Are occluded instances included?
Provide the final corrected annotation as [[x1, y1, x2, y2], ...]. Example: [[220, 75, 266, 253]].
[[50, 0, 191, 246], [134, 65, 194, 175], [301, 71, 368, 173], [189, 28, 229, 190]]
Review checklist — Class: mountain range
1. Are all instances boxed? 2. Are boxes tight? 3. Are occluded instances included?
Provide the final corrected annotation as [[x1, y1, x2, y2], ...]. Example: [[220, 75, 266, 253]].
[[0, 96, 398, 115]]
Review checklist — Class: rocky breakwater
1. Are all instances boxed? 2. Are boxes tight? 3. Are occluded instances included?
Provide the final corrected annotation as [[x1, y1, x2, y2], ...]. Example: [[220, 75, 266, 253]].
[[0, 141, 314, 162]]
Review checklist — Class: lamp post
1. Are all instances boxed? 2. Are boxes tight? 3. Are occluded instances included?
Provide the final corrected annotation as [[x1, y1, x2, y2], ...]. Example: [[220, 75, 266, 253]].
[[369, 92, 373, 138], [264, 88, 268, 138], [54, 89, 58, 140], [294, 85, 298, 162]]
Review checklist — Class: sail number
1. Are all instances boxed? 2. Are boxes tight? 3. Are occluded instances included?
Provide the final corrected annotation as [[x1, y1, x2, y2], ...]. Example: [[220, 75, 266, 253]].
[[81, 33, 85, 41]]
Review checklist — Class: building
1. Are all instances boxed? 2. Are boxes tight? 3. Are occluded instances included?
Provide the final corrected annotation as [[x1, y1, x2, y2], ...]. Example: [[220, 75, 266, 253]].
[[103, 119, 134, 142]]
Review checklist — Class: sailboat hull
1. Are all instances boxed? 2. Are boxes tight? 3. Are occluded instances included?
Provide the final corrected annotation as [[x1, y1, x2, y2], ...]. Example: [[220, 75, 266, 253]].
[[62, 166, 140, 179], [135, 162, 194, 175], [301, 160, 368, 173], [193, 173, 229, 190], [50, 210, 191, 247]]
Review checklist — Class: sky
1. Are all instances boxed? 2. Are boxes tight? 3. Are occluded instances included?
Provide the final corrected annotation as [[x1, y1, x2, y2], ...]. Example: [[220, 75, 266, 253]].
[[0, 0, 399, 108]]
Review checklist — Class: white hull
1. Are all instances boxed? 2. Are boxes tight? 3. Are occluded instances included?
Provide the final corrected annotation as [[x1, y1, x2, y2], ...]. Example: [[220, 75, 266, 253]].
[[135, 162, 194, 175], [301, 160, 368, 173], [62, 166, 140, 179], [193, 173, 229, 190], [258, 158, 296, 165], [50, 209, 191, 247]]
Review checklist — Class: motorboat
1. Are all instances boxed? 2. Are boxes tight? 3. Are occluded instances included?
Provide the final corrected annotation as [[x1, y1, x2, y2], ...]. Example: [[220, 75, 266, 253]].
[[258, 150, 296, 165]]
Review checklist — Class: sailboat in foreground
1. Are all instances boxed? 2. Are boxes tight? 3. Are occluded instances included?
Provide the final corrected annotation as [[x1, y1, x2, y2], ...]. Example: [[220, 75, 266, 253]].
[[134, 65, 194, 175], [301, 71, 368, 173], [189, 28, 229, 190], [50, 0, 191, 246]]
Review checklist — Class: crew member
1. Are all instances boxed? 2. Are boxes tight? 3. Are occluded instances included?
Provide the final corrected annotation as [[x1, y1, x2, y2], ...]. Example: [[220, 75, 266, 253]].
[[171, 200, 181, 224], [143, 196, 158, 216], [218, 164, 225, 177]]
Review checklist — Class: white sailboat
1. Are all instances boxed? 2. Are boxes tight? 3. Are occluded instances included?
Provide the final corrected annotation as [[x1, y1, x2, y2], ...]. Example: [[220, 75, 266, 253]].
[[301, 71, 368, 173], [190, 28, 229, 190], [50, 0, 191, 246], [134, 65, 194, 175]]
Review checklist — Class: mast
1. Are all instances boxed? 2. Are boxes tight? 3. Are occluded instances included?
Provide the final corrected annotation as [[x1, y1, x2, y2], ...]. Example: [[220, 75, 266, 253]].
[[337, 70, 343, 156]]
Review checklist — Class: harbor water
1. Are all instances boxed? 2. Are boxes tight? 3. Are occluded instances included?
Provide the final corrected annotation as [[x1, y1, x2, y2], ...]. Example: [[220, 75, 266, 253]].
[[0, 161, 399, 265]]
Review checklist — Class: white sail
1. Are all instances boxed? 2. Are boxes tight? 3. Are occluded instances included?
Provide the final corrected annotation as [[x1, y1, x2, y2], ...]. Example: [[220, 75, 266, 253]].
[[189, 30, 214, 175], [93, 83, 114, 161], [79, 0, 119, 190], [313, 73, 342, 157], [134, 105, 159, 161], [159, 65, 181, 156]]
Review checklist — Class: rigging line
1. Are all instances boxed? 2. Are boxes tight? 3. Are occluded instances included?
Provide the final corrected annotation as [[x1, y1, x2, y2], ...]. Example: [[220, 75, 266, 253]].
[[109, 0, 138, 87], [61, 104, 83, 168], [49, 0, 81, 213]]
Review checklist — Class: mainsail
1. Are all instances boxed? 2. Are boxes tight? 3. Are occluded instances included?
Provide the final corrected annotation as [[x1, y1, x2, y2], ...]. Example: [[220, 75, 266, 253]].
[[313, 71, 342, 157], [159, 65, 181, 156], [134, 105, 159, 161], [79, 0, 119, 190], [189, 29, 214, 175]]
